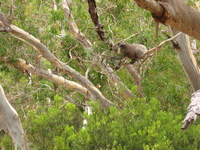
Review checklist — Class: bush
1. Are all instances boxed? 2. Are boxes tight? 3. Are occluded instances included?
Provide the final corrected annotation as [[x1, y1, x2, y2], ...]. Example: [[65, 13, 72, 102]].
[[23, 97, 200, 149]]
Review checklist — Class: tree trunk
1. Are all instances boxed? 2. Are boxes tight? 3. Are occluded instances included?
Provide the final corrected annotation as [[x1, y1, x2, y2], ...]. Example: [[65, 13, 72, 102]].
[[171, 29, 200, 91], [0, 86, 29, 150], [134, 0, 200, 91], [134, 0, 200, 41]]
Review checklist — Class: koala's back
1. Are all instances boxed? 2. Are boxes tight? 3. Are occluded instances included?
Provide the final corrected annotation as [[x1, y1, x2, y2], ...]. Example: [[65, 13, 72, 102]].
[[121, 44, 147, 60], [134, 44, 147, 58]]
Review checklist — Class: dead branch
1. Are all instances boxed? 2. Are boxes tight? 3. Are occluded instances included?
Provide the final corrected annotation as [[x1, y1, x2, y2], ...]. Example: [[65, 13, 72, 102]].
[[87, 0, 106, 41]]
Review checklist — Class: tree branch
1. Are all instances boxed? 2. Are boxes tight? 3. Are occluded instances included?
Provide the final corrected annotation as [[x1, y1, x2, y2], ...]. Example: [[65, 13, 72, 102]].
[[125, 64, 144, 97], [134, 0, 164, 17], [87, 0, 106, 41], [62, 0, 92, 49], [16, 58, 95, 100], [171, 28, 200, 91], [141, 32, 182, 59], [0, 11, 112, 108], [134, 0, 200, 41], [62, 0, 133, 99]]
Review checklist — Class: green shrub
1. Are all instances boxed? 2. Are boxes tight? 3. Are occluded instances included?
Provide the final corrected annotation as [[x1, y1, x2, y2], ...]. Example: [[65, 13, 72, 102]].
[[22, 97, 200, 149]]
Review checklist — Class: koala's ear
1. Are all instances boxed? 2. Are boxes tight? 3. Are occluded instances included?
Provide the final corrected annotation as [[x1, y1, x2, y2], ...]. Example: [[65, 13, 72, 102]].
[[118, 41, 126, 47]]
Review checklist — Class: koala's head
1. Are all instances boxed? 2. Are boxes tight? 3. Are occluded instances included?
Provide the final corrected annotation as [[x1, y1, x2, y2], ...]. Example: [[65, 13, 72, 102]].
[[112, 41, 124, 54]]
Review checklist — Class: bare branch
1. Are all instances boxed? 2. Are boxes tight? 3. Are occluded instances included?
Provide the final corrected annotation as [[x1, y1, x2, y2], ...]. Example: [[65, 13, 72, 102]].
[[23, 59, 94, 98], [62, 0, 92, 49], [15, 58, 95, 101], [141, 32, 182, 59], [0, 11, 112, 108], [134, 0, 164, 17], [87, 0, 106, 41]]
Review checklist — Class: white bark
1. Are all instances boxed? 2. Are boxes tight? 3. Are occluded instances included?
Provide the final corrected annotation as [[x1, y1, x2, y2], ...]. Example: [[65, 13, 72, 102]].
[[0, 12, 112, 108], [134, 0, 200, 41], [171, 29, 200, 91], [52, 0, 57, 10], [62, 0, 92, 49], [0, 86, 29, 150], [182, 90, 200, 130], [17, 58, 95, 100]]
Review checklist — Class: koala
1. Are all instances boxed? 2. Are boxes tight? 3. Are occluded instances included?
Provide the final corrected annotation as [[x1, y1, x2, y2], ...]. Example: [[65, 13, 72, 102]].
[[111, 41, 147, 69]]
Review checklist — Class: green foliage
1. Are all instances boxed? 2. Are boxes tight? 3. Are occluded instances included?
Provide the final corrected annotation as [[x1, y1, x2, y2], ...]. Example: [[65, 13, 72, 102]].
[[0, 0, 200, 149], [142, 46, 190, 113], [0, 134, 14, 150], [24, 96, 83, 149], [22, 98, 200, 149]]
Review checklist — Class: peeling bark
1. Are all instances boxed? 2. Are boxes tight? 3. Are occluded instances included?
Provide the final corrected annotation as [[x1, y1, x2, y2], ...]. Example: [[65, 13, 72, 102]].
[[0, 86, 29, 150], [182, 90, 200, 130]]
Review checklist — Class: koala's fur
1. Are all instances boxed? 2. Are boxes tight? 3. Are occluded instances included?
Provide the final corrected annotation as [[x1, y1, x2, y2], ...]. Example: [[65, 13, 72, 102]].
[[112, 42, 147, 61], [111, 41, 147, 69]]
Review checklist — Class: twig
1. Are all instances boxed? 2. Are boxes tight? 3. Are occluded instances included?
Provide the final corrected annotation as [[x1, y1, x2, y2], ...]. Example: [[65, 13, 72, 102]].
[[124, 29, 149, 42], [141, 32, 182, 59]]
